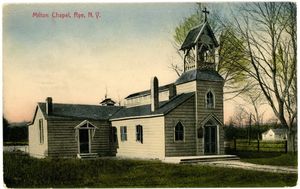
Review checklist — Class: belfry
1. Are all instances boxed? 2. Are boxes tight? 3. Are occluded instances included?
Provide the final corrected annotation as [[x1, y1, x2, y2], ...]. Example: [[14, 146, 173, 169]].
[[180, 8, 219, 72]]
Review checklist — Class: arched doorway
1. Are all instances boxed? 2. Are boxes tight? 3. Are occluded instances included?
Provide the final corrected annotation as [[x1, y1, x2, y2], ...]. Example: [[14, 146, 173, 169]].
[[204, 120, 217, 154]]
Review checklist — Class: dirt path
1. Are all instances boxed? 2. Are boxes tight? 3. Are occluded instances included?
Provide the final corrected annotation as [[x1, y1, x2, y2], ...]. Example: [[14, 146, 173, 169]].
[[200, 160, 297, 174]]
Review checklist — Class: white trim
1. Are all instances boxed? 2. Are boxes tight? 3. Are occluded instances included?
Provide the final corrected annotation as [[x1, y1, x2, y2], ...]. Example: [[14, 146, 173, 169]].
[[120, 126, 128, 142], [135, 125, 143, 144], [38, 119, 44, 144], [74, 120, 98, 129], [195, 84, 199, 155], [202, 119, 220, 155], [200, 113, 222, 126]]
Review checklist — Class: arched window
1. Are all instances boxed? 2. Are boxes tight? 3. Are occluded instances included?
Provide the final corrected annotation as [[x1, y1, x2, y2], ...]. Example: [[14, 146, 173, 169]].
[[175, 122, 184, 141], [206, 91, 214, 108]]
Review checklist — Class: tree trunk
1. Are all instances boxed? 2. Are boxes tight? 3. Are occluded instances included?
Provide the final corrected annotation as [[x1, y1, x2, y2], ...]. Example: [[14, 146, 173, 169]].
[[287, 128, 296, 153]]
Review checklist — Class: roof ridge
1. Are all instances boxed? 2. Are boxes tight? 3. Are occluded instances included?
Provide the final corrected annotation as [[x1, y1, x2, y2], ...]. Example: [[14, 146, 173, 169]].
[[38, 102, 123, 107]]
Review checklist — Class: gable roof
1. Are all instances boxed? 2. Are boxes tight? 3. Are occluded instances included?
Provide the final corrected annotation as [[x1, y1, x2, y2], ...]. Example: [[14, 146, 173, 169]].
[[100, 98, 116, 106], [272, 129, 288, 135], [180, 22, 218, 51], [111, 92, 195, 120], [263, 128, 288, 135], [175, 69, 224, 85], [38, 102, 122, 121], [200, 113, 223, 126], [125, 83, 173, 99]]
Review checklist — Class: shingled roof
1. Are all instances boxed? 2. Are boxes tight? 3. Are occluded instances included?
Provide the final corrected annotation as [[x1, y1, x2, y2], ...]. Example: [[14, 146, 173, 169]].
[[111, 92, 195, 120], [180, 22, 218, 51], [38, 103, 122, 120], [175, 69, 224, 85]]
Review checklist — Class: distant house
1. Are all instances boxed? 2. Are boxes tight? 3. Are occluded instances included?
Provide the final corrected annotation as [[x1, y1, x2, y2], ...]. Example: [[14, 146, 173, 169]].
[[262, 129, 288, 141], [28, 15, 226, 159]]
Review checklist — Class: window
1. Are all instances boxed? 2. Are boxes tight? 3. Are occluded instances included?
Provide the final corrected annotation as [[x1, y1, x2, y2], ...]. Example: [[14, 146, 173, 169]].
[[136, 125, 143, 143], [206, 91, 214, 108], [120, 126, 127, 141], [39, 119, 44, 144], [112, 127, 117, 143], [175, 122, 184, 141]]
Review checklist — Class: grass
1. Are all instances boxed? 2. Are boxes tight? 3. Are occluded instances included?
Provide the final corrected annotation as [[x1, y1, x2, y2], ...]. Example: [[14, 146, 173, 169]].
[[3, 141, 28, 146], [236, 151, 298, 167], [3, 152, 297, 188]]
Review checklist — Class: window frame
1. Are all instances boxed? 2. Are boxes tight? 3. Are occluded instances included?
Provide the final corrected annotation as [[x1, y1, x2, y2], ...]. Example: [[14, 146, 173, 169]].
[[39, 119, 44, 144], [206, 90, 215, 109], [174, 121, 184, 142], [136, 125, 143, 144], [120, 126, 127, 142]]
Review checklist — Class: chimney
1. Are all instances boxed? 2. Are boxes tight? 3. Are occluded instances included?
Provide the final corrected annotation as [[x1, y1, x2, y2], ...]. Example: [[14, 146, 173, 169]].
[[151, 77, 159, 112], [169, 84, 177, 99], [46, 97, 53, 115]]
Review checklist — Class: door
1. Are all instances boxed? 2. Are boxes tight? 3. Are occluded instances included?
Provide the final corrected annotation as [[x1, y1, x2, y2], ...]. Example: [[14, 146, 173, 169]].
[[204, 125, 217, 154], [79, 129, 89, 153]]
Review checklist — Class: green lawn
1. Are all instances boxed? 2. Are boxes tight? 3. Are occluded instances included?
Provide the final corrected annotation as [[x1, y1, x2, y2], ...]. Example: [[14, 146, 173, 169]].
[[235, 151, 297, 167], [3, 152, 297, 188]]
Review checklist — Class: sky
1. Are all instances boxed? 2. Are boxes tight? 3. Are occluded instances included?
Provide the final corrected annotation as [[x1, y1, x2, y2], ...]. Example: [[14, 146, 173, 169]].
[[3, 2, 273, 123]]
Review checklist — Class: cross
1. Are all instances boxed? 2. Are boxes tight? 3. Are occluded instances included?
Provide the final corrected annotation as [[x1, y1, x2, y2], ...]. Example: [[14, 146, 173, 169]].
[[202, 7, 209, 22]]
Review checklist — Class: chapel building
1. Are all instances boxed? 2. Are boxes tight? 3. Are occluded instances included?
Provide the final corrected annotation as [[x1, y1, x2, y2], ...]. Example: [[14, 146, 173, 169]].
[[28, 15, 225, 159]]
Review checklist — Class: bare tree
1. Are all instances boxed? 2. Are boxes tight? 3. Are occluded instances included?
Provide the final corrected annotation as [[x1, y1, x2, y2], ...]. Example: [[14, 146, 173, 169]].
[[241, 88, 265, 126], [229, 2, 296, 151], [230, 105, 249, 127]]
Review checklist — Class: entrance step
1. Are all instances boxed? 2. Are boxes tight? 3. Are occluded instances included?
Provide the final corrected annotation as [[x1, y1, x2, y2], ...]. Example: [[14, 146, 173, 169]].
[[163, 155, 239, 164], [180, 155, 239, 164], [77, 153, 98, 159]]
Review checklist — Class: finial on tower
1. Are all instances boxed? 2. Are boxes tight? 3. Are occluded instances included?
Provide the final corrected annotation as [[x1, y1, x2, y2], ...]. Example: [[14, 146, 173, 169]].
[[202, 7, 209, 22]]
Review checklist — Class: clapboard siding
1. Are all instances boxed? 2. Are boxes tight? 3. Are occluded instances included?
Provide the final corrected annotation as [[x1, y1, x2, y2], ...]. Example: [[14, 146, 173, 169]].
[[125, 91, 169, 107], [196, 81, 223, 123], [112, 117, 165, 159], [196, 80, 224, 155], [28, 107, 48, 158], [165, 96, 196, 157], [47, 120, 113, 158], [176, 81, 196, 94]]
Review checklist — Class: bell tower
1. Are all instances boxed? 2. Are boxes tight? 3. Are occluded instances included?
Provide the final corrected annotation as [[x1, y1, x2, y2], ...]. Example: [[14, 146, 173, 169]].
[[176, 8, 225, 156], [180, 7, 219, 72]]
